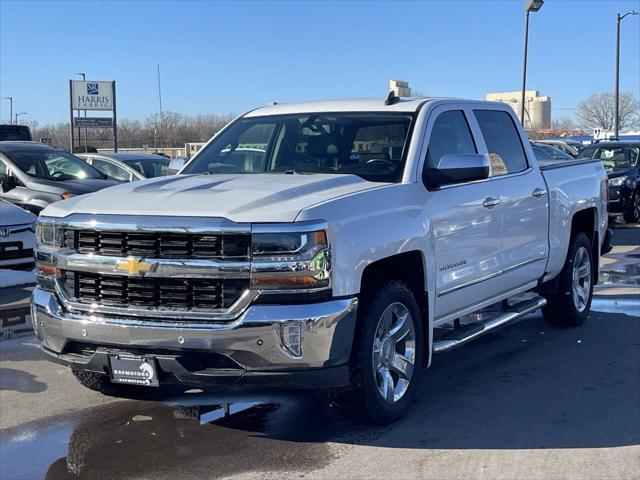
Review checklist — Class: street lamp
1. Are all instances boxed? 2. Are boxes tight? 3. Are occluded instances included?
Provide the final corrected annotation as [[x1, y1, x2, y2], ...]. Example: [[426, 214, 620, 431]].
[[4, 97, 13, 124], [520, 0, 544, 129], [15, 112, 28, 124], [614, 11, 638, 139]]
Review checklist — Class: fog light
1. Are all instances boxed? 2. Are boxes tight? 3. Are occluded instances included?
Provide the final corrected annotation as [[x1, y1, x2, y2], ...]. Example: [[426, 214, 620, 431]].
[[280, 322, 303, 358]]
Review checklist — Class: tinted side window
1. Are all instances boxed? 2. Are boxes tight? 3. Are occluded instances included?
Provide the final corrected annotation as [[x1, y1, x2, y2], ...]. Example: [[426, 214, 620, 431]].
[[425, 111, 476, 171], [92, 159, 130, 181], [474, 110, 528, 175]]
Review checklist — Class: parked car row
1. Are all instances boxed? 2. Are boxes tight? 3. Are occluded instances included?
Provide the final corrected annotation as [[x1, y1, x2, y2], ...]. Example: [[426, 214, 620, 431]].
[[0, 141, 189, 215]]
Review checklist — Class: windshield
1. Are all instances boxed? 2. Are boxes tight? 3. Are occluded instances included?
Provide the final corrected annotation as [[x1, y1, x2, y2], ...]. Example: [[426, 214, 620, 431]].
[[123, 157, 170, 178], [182, 113, 414, 182], [7, 149, 105, 181], [578, 145, 639, 169]]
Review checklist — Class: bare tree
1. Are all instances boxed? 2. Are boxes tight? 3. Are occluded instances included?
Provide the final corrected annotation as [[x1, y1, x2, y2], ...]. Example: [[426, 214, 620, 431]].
[[24, 111, 238, 153], [576, 92, 639, 131], [550, 117, 576, 131]]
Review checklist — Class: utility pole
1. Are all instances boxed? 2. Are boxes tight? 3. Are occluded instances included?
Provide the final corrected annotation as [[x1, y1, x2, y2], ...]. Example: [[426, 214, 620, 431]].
[[614, 11, 638, 139], [4, 97, 13, 124], [157, 63, 164, 153], [77, 73, 88, 152]]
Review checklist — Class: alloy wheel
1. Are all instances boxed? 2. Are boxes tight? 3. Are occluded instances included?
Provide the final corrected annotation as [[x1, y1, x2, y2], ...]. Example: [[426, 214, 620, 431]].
[[372, 302, 416, 403], [572, 246, 591, 312]]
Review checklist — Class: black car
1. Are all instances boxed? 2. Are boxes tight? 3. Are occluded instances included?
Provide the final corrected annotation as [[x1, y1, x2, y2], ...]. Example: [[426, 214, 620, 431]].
[[0, 124, 32, 141], [578, 141, 640, 223], [0, 141, 117, 214]]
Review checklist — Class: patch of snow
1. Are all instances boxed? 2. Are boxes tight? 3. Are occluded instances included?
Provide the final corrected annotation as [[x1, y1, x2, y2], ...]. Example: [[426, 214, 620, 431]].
[[0, 268, 36, 288]]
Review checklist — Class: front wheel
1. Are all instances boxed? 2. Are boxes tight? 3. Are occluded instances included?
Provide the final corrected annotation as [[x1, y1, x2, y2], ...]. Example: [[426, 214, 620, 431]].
[[338, 281, 423, 425], [542, 232, 594, 327]]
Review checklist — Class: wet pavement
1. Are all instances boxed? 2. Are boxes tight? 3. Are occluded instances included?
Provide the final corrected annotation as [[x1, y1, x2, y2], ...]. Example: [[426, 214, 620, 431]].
[[0, 225, 638, 480]]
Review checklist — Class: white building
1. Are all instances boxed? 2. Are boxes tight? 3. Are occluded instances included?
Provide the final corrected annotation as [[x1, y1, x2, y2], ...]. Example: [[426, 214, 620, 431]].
[[390, 79, 412, 97], [485, 91, 551, 130]]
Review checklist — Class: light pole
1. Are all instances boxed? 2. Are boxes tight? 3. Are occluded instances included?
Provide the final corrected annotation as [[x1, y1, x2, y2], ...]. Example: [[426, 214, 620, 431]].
[[520, 0, 544, 129], [15, 112, 28, 124], [77, 72, 88, 152], [614, 11, 638, 139], [4, 97, 13, 124]]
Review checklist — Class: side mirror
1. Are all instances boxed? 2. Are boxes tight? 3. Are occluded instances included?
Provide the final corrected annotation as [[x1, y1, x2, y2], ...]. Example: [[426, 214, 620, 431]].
[[424, 153, 491, 188], [0, 173, 16, 192]]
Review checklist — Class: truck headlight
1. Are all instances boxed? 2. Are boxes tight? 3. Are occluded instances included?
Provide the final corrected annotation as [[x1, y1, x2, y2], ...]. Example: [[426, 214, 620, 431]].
[[251, 230, 331, 292], [608, 176, 627, 186], [35, 220, 64, 248], [35, 220, 63, 291]]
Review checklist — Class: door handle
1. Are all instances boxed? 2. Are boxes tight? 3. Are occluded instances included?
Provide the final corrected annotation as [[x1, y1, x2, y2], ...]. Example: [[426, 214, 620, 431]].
[[532, 188, 547, 198], [483, 197, 501, 208]]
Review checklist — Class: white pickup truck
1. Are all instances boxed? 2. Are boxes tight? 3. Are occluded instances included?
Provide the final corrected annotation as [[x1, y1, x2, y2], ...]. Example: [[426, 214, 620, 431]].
[[32, 96, 611, 423]]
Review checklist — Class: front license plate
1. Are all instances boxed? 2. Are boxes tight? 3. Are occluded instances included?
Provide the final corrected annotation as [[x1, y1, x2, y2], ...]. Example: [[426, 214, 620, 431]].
[[108, 355, 159, 387]]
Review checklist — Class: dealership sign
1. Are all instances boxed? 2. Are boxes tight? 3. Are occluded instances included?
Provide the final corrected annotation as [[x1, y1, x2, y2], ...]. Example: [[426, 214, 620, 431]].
[[72, 81, 114, 110], [69, 79, 118, 152], [74, 117, 113, 128]]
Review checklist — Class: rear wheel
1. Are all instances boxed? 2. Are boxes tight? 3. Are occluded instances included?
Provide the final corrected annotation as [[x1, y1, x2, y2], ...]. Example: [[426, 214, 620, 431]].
[[623, 190, 640, 224], [337, 281, 423, 425], [542, 232, 594, 327]]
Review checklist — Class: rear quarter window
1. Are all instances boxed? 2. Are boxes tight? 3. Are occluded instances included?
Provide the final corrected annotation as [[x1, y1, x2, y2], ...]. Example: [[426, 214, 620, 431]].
[[474, 110, 528, 175]]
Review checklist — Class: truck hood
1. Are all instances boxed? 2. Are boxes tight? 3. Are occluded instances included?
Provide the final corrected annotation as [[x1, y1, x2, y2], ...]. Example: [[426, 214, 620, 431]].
[[42, 173, 387, 223], [28, 177, 118, 195], [605, 167, 635, 179]]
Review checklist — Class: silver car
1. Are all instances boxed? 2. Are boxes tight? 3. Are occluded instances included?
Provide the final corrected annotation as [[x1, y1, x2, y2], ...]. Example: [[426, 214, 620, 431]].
[[76, 152, 171, 182], [0, 142, 117, 214]]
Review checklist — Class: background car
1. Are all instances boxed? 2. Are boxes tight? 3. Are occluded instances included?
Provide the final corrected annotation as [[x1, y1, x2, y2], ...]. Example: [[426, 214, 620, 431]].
[[0, 125, 32, 142], [76, 152, 171, 182], [531, 142, 575, 165], [578, 141, 640, 223], [167, 156, 188, 174], [0, 199, 36, 269], [536, 139, 584, 157], [0, 141, 117, 214]]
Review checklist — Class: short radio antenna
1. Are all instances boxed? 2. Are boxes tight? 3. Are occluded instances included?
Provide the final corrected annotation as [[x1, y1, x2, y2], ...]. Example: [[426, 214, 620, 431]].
[[385, 90, 401, 105]]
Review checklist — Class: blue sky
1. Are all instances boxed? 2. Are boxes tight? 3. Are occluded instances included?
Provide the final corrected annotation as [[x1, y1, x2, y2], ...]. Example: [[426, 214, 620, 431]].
[[1, 0, 639, 124]]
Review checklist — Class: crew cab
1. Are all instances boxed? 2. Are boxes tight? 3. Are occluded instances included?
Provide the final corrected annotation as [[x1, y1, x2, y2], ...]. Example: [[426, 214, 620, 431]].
[[31, 97, 610, 424]]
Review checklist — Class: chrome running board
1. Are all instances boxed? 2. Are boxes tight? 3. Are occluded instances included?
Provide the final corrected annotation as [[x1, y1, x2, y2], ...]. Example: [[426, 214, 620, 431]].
[[433, 296, 547, 353]]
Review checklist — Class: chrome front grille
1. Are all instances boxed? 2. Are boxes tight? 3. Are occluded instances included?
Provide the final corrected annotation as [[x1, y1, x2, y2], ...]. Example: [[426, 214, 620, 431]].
[[64, 229, 250, 259], [62, 271, 249, 310]]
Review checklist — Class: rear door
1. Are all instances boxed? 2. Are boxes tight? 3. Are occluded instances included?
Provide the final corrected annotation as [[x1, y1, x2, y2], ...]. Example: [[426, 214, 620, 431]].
[[423, 105, 504, 320], [473, 108, 549, 289]]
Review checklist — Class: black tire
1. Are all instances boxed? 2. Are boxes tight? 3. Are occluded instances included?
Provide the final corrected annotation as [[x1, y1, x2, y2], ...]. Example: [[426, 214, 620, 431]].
[[335, 281, 423, 425], [623, 190, 640, 224], [542, 232, 594, 327]]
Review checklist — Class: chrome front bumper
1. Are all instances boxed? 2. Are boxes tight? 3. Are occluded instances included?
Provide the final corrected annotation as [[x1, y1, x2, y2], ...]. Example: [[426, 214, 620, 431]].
[[31, 288, 358, 384]]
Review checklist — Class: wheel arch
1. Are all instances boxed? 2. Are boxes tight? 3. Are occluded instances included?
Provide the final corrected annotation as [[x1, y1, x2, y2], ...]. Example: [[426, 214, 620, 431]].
[[359, 251, 430, 366]]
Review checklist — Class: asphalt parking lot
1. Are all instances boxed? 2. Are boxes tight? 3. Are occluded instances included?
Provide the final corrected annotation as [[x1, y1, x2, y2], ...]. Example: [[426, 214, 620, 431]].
[[0, 226, 638, 480]]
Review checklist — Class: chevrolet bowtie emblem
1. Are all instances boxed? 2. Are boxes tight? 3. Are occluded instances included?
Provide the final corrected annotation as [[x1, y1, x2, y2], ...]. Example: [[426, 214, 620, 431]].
[[115, 258, 152, 275]]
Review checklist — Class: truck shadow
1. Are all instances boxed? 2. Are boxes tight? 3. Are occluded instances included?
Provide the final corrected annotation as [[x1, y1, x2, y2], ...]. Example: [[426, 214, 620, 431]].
[[1, 311, 637, 479]]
